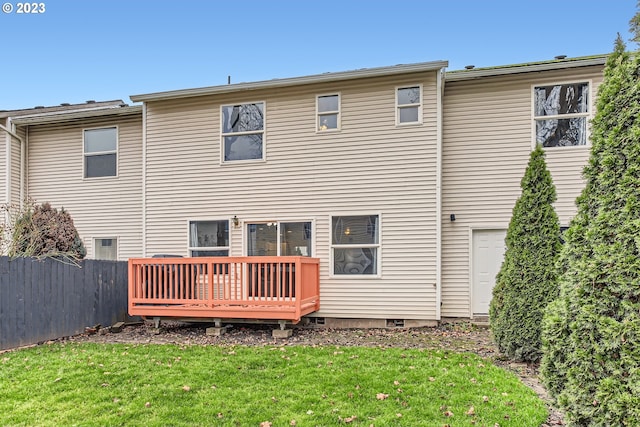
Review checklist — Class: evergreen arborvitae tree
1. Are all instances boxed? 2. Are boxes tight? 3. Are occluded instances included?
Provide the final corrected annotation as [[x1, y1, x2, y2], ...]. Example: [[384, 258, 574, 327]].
[[489, 145, 561, 363], [541, 34, 640, 425]]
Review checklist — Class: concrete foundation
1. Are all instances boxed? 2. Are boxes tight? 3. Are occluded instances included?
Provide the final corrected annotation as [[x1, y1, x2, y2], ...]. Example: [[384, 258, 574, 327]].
[[309, 317, 438, 329]]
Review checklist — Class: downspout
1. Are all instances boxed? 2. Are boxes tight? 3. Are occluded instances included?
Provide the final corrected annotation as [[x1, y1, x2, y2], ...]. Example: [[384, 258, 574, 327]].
[[141, 103, 147, 257], [0, 120, 25, 205], [435, 68, 444, 321], [23, 126, 27, 202]]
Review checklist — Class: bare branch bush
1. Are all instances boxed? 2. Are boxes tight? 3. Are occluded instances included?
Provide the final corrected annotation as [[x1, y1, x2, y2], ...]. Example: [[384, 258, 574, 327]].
[[0, 199, 86, 265]]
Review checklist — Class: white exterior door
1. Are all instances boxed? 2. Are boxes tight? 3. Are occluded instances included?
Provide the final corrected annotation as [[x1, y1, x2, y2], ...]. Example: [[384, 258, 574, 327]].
[[472, 229, 507, 315]]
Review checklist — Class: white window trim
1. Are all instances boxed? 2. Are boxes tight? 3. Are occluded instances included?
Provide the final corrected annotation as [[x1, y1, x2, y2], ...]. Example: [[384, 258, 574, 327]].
[[187, 219, 231, 256], [531, 79, 592, 150], [395, 84, 423, 126], [220, 101, 266, 164], [243, 219, 315, 257], [329, 213, 382, 279], [83, 125, 118, 179], [92, 236, 119, 261], [316, 92, 341, 133]]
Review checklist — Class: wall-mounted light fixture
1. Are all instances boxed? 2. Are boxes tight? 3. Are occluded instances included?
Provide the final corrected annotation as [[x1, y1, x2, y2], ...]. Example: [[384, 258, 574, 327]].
[[232, 215, 239, 227], [450, 214, 456, 222]]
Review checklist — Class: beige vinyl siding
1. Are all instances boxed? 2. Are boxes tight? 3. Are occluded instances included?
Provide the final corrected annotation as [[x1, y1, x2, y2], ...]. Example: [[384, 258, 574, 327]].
[[26, 116, 143, 260], [144, 72, 440, 320], [441, 65, 603, 318]]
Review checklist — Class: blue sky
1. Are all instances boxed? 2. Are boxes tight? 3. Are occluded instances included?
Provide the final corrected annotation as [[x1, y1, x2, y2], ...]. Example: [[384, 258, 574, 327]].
[[0, 0, 636, 110]]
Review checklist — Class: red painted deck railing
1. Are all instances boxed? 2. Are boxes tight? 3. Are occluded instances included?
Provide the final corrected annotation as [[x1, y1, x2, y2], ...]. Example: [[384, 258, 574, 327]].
[[128, 256, 320, 323]]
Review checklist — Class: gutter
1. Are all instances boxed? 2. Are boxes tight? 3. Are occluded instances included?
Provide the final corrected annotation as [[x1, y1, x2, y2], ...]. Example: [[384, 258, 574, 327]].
[[0, 121, 25, 205]]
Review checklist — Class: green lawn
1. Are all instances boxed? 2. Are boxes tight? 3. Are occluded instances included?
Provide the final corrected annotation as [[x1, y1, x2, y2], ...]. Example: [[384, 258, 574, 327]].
[[0, 343, 547, 426]]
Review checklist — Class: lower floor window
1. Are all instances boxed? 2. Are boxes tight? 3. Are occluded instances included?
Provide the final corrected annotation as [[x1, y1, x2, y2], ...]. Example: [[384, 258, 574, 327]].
[[189, 220, 229, 256], [247, 221, 312, 256], [94, 238, 117, 260], [331, 215, 379, 275]]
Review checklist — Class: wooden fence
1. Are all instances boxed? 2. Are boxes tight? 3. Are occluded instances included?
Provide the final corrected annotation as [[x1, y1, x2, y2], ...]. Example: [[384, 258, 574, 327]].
[[0, 256, 129, 351]]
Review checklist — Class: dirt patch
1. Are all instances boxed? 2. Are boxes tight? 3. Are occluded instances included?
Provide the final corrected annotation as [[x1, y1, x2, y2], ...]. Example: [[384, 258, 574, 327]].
[[64, 320, 564, 426]]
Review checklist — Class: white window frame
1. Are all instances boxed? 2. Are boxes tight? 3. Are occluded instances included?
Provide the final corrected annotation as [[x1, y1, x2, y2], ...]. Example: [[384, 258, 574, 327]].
[[83, 126, 118, 179], [220, 101, 266, 163], [316, 93, 341, 132], [396, 84, 422, 126], [531, 80, 592, 149], [93, 237, 118, 260], [330, 213, 381, 278], [188, 219, 230, 256]]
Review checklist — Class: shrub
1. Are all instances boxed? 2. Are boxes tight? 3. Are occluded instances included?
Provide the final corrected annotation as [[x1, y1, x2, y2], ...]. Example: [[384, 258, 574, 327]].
[[489, 145, 561, 363], [1, 200, 86, 260], [540, 36, 640, 425]]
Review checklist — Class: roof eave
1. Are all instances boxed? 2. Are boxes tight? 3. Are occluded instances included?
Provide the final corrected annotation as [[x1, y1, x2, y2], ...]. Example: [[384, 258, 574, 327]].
[[11, 105, 142, 125], [445, 55, 609, 82], [130, 60, 449, 102]]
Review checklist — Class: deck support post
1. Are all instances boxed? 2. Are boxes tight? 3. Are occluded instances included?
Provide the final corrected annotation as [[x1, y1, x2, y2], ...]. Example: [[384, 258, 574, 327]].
[[206, 319, 226, 336], [153, 317, 161, 328], [272, 320, 292, 339]]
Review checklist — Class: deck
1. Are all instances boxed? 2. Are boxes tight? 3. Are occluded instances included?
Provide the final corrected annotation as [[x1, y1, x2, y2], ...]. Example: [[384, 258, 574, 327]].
[[128, 256, 320, 323]]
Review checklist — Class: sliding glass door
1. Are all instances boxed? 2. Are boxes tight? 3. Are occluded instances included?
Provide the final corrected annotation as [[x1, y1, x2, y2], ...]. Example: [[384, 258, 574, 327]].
[[246, 222, 311, 257]]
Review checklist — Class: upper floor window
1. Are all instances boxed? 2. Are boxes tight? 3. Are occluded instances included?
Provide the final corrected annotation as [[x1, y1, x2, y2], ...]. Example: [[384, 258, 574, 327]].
[[189, 220, 229, 256], [84, 127, 117, 178], [534, 82, 589, 147], [317, 94, 340, 131], [331, 215, 379, 276], [396, 85, 422, 125], [221, 102, 265, 161], [94, 237, 117, 260]]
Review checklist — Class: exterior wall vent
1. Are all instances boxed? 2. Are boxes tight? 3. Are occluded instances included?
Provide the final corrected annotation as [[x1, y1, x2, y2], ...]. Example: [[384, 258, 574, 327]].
[[387, 319, 405, 328], [311, 317, 325, 326]]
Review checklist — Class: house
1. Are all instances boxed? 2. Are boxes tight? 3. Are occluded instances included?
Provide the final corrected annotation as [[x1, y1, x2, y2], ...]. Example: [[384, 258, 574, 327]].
[[0, 54, 607, 327], [0, 101, 143, 260]]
